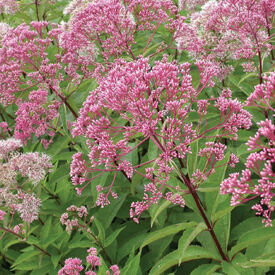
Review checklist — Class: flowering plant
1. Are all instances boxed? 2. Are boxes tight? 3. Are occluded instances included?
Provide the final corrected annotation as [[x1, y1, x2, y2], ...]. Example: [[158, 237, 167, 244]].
[[0, 0, 274, 274]]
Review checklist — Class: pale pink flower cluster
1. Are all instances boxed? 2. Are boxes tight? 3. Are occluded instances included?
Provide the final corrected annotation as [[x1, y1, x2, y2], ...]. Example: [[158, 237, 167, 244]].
[[178, 0, 208, 11], [0, 138, 52, 224], [0, 0, 18, 14], [15, 192, 41, 224], [0, 138, 22, 160], [221, 75, 275, 227], [58, 0, 178, 64], [59, 247, 120, 275], [60, 205, 88, 232], [176, 0, 274, 79], [198, 142, 226, 162], [0, 22, 11, 41], [0, 190, 41, 224], [10, 152, 52, 185]]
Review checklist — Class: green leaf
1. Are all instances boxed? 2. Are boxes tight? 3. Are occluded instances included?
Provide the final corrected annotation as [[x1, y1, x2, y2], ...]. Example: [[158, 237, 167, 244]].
[[52, 152, 75, 162], [59, 104, 70, 137], [48, 246, 61, 269], [121, 250, 141, 275], [150, 199, 171, 227], [228, 76, 251, 97], [190, 264, 221, 275], [229, 227, 275, 259], [230, 217, 262, 242], [11, 250, 41, 268], [239, 252, 275, 268], [68, 240, 95, 249], [149, 246, 220, 275], [47, 136, 70, 158], [40, 216, 52, 244], [222, 261, 242, 275], [178, 223, 206, 265], [93, 218, 105, 244], [238, 73, 257, 85], [104, 226, 125, 247], [48, 164, 70, 184], [3, 239, 22, 251], [95, 194, 127, 229], [117, 232, 147, 262], [140, 222, 197, 249], [187, 140, 198, 177]]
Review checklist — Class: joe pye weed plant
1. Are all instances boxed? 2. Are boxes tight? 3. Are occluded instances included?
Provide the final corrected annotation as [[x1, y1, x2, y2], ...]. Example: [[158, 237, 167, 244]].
[[0, 0, 274, 274]]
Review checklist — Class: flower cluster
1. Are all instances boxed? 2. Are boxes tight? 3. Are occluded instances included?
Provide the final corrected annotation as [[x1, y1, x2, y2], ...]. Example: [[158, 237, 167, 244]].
[[176, 0, 274, 79], [14, 90, 60, 148], [58, 247, 120, 275], [60, 205, 89, 233], [0, 0, 18, 14], [71, 57, 251, 222], [247, 72, 275, 112], [0, 137, 52, 224], [221, 73, 275, 226]]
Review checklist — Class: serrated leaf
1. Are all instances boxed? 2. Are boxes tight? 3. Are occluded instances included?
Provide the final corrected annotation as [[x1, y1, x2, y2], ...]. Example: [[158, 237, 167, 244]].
[[141, 222, 197, 249], [68, 240, 95, 249], [222, 261, 242, 275], [149, 246, 220, 275], [238, 73, 257, 85], [104, 226, 125, 247], [47, 136, 70, 158], [229, 227, 275, 260], [11, 250, 41, 268], [178, 223, 206, 265], [93, 218, 105, 244], [121, 250, 141, 275], [190, 264, 220, 275], [49, 163, 70, 183], [150, 199, 171, 227], [40, 216, 52, 244], [95, 194, 127, 229], [187, 140, 198, 177], [52, 152, 75, 162], [59, 104, 70, 137]]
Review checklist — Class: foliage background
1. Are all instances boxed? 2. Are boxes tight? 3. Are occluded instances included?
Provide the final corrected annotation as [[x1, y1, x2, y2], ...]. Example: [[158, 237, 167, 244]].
[[0, 0, 274, 274]]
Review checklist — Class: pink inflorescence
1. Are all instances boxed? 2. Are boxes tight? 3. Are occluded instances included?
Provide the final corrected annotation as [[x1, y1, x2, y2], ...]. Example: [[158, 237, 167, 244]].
[[221, 74, 275, 227], [176, 0, 274, 79], [247, 72, 275, 112], [58, 258, 84, 275], [71, 55, 252, 222], [59, 247, 120, 275]]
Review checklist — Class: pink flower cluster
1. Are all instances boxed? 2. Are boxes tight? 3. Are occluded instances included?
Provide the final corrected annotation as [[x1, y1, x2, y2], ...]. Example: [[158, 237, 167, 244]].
[[58, 258, 84, 275], [14, 90, 60, 148], [71, 57, 251, 221], [247, 72, 275, 112], [58, 247, 120, 275], [221, 74, 275, 227]]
